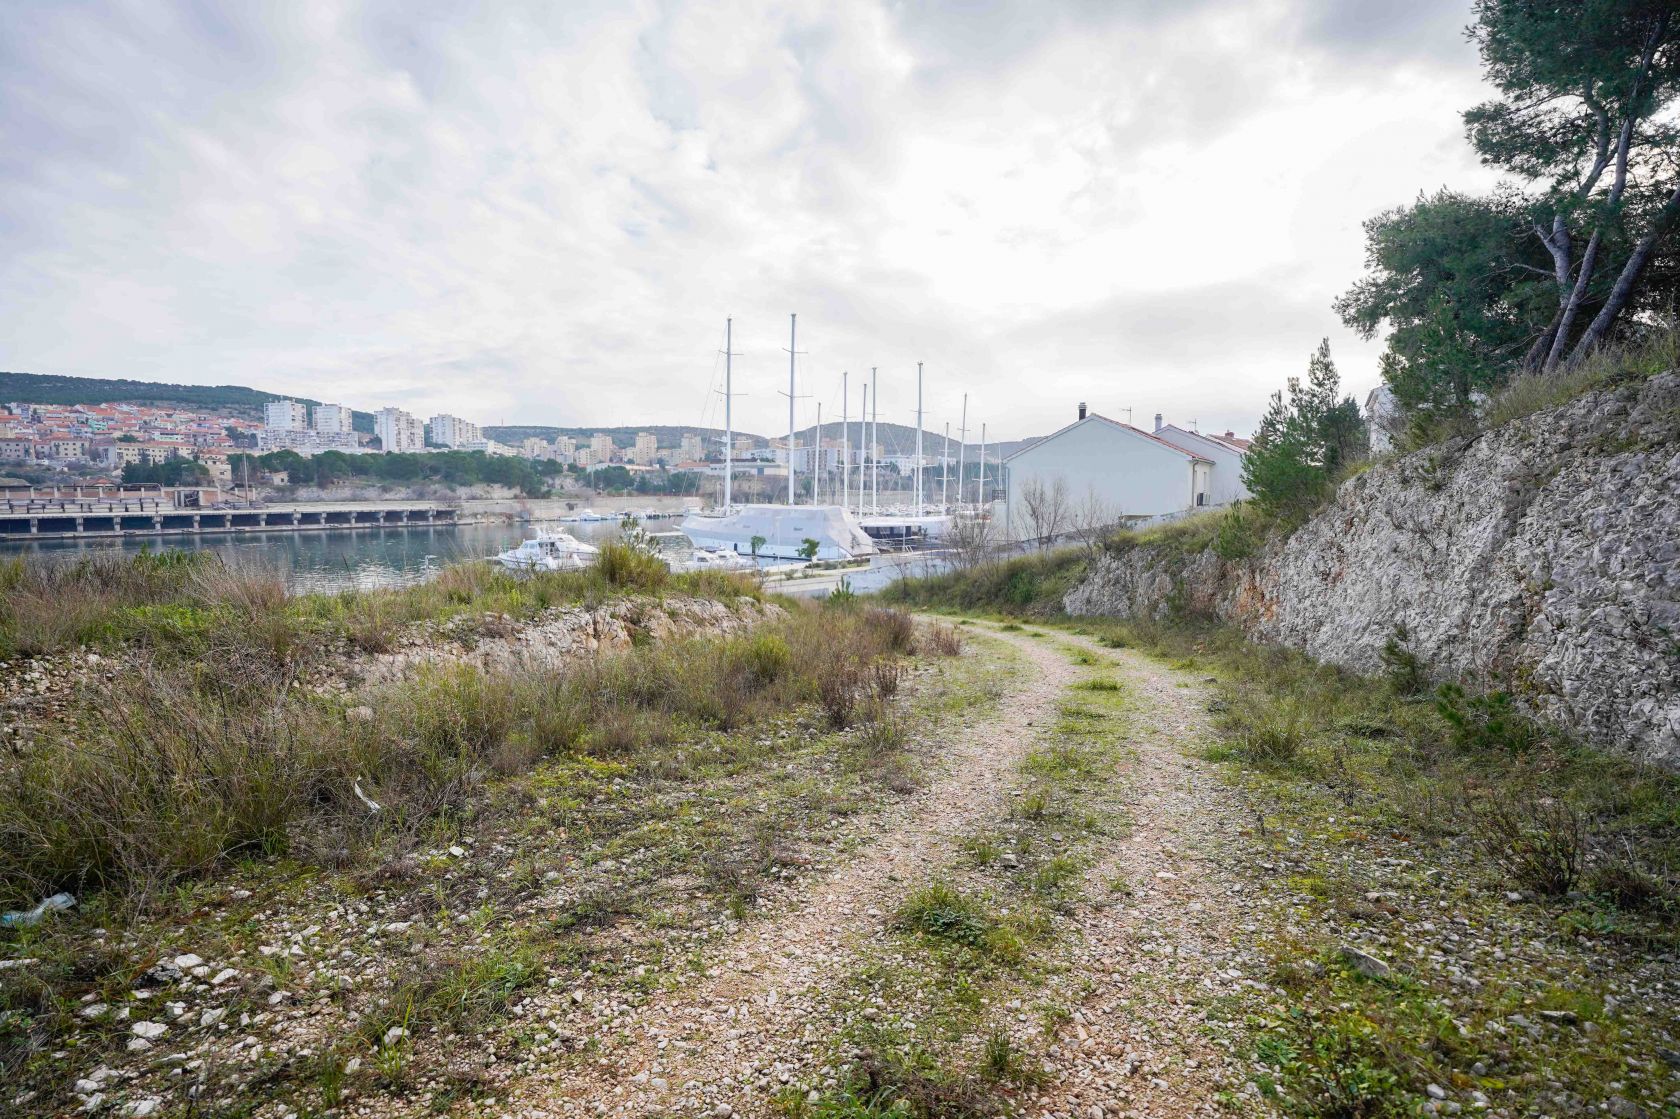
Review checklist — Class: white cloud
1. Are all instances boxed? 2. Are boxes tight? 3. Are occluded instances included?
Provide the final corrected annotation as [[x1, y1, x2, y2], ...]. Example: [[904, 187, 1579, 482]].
[[0, 0, 1497, 440]]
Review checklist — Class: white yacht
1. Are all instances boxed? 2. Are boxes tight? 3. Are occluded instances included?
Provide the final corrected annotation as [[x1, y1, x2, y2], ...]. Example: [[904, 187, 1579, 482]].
[[494, 530, 600, 572], [644, 530, 758, 574], [558, 508, 614, 524]]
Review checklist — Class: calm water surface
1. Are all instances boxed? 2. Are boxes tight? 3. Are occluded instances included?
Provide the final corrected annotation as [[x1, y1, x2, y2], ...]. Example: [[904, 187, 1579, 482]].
[[0, 518, 943, 596], [0, 520, 629, 594]]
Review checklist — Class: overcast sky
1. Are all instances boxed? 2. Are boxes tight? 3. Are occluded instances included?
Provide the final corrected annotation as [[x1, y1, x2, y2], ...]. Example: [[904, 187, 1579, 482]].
[[0, 0, 1499, 441]]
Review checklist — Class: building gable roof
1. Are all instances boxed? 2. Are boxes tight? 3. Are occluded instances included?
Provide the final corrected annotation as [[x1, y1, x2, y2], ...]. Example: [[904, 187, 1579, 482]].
[[1005, 413, 1212, 465]]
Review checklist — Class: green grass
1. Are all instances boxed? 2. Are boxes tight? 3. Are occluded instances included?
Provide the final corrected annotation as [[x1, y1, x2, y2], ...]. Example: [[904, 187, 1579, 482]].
[[1483, 327, 1678, 431]]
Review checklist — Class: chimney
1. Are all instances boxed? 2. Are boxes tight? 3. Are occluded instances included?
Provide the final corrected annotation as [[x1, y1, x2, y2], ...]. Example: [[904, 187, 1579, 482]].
[[1153, 413, 1163, 432], [1077, 402, 1087, 421]]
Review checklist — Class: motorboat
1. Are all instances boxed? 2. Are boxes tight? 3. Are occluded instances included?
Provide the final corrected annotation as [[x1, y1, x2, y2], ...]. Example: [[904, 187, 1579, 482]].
[[643, 530, 758, 574], [558, 508, 614, 523], [494, 530, 599, 572]]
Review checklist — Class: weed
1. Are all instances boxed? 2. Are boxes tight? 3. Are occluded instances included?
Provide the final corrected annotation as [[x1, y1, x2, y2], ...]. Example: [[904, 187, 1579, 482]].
[[1473, 792, 1589, 896]]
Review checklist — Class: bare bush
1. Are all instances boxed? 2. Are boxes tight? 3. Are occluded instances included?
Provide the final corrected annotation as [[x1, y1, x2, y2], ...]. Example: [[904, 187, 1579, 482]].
[[1474, 793, 1589, 896]]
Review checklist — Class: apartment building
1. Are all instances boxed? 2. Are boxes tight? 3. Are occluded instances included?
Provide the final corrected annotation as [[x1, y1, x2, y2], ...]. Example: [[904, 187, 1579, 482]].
[[312, 403, 354, 434], [632, 432, 659, 465], [375, 408, 424, 453], [428, 414, 482, 448], [264, 400, 309, 431]]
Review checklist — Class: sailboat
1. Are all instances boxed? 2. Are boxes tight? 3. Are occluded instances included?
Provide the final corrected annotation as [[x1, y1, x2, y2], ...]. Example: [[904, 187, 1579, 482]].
[[680, 314, 878, 561]]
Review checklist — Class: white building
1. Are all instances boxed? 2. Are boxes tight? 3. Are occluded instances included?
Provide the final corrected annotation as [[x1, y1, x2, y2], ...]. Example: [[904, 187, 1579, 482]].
[[256, 429, 363, 454], [264, 400, 308, 431], [632, 432, 659, 465], [1149, 422, 1252, 506], [428, 414, 482, 448], [312, 403, 354, 434], [376, 407, 424, 454], [1001, 404, 1218, 543], [680, 433, 704, 462], [591, 433, 615, 461]]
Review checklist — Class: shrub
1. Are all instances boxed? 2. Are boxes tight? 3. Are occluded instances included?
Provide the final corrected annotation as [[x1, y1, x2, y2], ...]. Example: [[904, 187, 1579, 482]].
[[595, 539, 668, 591], [1378, 624, 1428, 697], [1435, 684, 1546, 752], [0, 666, 315, 898], [1474, 793, 1589, 896], [922, 623, 964, 657], [1221, 692, 1311, 764]]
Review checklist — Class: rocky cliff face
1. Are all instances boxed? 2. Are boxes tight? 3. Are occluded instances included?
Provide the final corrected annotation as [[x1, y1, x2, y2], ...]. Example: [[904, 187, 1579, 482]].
[[1065, 373, 1680, 766]]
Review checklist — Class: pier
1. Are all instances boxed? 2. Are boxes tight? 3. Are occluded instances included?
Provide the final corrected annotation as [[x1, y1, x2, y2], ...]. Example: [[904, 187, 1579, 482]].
[[0, 501, 463, 540]]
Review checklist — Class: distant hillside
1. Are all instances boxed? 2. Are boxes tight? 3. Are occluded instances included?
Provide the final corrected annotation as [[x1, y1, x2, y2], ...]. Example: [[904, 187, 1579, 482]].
[[485, 420, 1029, 459], [0, 370, 375, 433], [485, 425, 768, 448], [796, 420, 1027, 461]]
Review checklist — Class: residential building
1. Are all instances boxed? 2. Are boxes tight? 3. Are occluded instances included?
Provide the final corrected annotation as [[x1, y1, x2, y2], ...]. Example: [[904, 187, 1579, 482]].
[[554, 435, 577, 457], [256, 429, 363, 454], [520, 437, 550, 459], [428, 414, 482, 448], [312, 403, 354, 434], [574, 447, 597, 468], [1149, 421, 1252, 506], [265, 400, 309, 431], [632, 432, 659, 465], [0, 439, 37, 462], [591, 433, 615, 461], [1001, 403, 1217, 543], [680, 433, 704, 462], [376, 408, 424, 454]]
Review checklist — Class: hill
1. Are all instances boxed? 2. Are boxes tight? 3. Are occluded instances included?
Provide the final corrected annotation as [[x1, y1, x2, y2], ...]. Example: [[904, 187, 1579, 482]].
[[0, 370, 376, 433]]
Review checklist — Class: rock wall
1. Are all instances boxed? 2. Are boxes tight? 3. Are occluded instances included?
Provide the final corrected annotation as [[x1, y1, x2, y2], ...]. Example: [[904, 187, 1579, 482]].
[[1065, 372, 1680, 766]]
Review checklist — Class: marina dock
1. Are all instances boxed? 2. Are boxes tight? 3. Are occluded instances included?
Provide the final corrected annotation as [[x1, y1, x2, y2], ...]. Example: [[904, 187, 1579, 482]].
[[0, 500, 464, 540]]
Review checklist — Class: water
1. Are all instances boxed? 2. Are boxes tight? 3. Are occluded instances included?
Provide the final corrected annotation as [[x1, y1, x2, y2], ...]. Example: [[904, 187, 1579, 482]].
[[0, 517, 945, 596], [0, 519, 629, 594]]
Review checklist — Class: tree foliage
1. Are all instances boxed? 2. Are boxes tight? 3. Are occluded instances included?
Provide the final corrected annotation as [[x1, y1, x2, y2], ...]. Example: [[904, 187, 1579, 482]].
[[1340, 0, 1680, 419], [1241, 341, 1367, 522]]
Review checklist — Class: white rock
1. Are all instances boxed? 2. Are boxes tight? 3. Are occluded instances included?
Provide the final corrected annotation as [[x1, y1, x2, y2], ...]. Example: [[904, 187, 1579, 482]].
[[200, 1008, 227, 1028], [172, 954, 204, 970], [130, 1021, 167, 1040], [383, 1026, 409, 1047]]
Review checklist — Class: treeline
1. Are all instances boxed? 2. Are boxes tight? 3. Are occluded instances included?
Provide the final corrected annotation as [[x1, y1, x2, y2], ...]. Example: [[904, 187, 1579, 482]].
[[230, 450, 562, 495], [0, 371, 374, 432], [1241, 1, 1679, 521], [1337, 1, 1680, 427]]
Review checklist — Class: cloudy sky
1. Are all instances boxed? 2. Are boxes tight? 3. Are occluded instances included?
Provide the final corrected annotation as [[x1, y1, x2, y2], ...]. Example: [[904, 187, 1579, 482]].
[[0, 0, 1499, 441]]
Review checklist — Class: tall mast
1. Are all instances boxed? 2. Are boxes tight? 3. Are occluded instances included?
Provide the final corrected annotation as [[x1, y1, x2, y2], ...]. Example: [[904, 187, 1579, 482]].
[[914, 362, 924, 518], [958, 393, 968, 514], [977, 422, 986, 507], [870, 366, 879, 516], [858, 383, 868, 518], [814, 402, 822, 506], [941, 421, 950, 510], [840, 372, 849, 513], [783, 314, 797, 506], [723, 317, 734, 512]]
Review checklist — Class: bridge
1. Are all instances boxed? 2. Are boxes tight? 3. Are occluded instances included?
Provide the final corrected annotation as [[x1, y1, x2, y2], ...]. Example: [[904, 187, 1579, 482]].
[[0, 502, 463, 540]]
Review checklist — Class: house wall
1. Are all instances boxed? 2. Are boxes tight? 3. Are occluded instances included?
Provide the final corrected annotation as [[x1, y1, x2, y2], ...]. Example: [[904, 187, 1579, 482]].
[[1003, 419, 1196, 539], [1158, 426, 1249, 505]]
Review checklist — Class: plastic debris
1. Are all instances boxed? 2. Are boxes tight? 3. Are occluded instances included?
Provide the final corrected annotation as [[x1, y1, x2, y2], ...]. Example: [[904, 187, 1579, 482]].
[[353, 780, 382, 813], [1, 892, 75, 928]]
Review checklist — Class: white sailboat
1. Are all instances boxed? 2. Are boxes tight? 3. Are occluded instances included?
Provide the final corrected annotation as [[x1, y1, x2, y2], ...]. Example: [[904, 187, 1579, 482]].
[[682, 314, 878, 562]]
